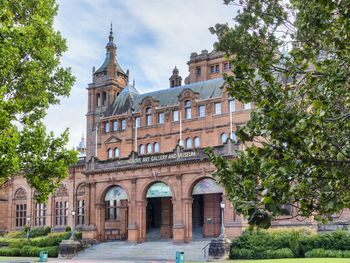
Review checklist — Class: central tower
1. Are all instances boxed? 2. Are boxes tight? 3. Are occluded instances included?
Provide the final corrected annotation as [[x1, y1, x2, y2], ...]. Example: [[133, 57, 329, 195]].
[[86, 26, 129, 160]]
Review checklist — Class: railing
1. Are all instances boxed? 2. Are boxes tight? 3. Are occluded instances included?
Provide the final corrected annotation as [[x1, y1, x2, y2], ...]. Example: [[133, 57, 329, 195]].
[[202, 242, 211, 259]]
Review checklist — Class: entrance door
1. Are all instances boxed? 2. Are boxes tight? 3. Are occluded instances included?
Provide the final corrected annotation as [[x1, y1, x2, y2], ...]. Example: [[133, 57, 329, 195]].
[[146, 182, 173, 241], [192, 178, 223, 238]]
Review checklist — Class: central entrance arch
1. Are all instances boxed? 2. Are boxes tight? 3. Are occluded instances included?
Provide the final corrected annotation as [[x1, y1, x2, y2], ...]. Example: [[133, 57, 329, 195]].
[[146, 182, 173, 240]]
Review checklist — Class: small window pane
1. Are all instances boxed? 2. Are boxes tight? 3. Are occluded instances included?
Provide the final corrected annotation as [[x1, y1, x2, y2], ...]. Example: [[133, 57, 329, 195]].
[[215, 103, 221, 114], [216, 65, 220, 72], [194, 137, 200, 147], [244, 103, 251, 110], [113, 121, 118, 131], [147, 143, 152, 153], [173, 110, 179, 121], [185, 108, 191, 119], [221, 133, 228, 144], [178, 139, 184, 147], [158, 113, 164, 124], [140, 144, 145, 154], [115, 148, 119, 158], [136, 117, 140, 128], [146, 108, 152, 114], [147, 115, 152, 125], [105, 122, 109, 133], [154, 142, 159, 153], [224, 63, 228, 71], [211, 66, 215, 73], [230, 100, 235, 112], [108, 149, 113, 158], [185, 100, 191, 107], [199, 105, 205, 117], [186, 138, 192, 148], [230, 132, 237, 142], [122, 120, 126, 130]]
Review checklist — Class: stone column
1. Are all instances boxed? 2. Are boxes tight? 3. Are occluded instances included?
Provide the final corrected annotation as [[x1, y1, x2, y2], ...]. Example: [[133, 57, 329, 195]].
[[95, 202, 105, 241], [182, 197, 193, 242], [127, 178, 138, 242], [136, 200, 147, 242]]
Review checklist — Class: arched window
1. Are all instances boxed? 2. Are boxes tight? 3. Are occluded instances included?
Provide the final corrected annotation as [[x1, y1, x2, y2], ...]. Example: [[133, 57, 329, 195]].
[[54, 184, 69, 226], [114, 148, 119, 158], [178, 139, 184, 147], [185, 100, 191, 119], [96, 93, 101, 107], [186, 138, 192, 148], [146, 107, 152, 126], [105, 186, 128, 220], [140, 144, 145, 154], [230, 132, 237, 142], [154, 142, 159, 153], [194, 137, 200, 147], [108, 148, 113, 159], [14, 188, 27, 227], [147, 143, 152, 153], [221, 133, 227, 144], [102, 92, 107, 105]]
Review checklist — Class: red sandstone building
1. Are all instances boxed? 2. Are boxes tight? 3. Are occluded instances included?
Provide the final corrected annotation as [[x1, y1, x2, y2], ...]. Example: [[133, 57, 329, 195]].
[[0, 29, 348, 242]]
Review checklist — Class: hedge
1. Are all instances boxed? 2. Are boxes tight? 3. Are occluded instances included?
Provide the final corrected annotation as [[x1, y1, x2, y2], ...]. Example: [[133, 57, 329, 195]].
[[230, 229, 350, 259], [20, 245, 58, 257]]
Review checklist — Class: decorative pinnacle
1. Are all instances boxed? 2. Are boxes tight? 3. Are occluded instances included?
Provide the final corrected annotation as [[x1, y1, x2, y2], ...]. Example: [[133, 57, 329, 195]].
[[110, 22, 113, 37]]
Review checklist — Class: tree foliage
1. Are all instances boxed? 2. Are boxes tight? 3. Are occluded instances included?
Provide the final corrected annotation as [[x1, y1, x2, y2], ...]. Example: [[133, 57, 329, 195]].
[[206, 0, 350, 227], [0, 0, 77, 202]]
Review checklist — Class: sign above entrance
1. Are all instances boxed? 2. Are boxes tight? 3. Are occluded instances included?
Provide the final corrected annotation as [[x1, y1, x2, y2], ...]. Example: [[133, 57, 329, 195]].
[[192, 178, 223, 195], [105, 186, 128, 201], [146, 182, 172, 198]]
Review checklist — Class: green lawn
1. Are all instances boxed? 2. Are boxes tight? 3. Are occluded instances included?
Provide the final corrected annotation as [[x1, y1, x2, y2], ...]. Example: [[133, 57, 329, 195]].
[[191, 259, 350, 263]]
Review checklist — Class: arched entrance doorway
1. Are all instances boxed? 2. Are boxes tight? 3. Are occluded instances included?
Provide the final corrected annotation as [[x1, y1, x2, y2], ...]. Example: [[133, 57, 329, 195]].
[[104, 186, 128, 240], [192, 178, 222, 238], [146, 182, 173, 241]]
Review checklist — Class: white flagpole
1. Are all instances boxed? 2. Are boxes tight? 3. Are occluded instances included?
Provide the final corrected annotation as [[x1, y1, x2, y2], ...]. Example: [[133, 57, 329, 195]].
[[95, 126, 98, 157], [230, 109, 233, 140], [180, 111, 182, 146], [135, 122, 138, 152]]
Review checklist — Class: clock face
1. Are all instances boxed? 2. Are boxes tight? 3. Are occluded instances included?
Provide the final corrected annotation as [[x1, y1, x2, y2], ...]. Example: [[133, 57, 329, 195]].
[[117, 77, 126, 87]]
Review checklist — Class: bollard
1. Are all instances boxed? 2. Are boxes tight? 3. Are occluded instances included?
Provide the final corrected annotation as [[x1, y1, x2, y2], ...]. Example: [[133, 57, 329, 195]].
[[176, 251, 185, 263]]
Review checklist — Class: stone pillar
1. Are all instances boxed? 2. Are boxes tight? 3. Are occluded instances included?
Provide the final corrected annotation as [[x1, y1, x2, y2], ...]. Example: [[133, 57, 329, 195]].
[[136, 200, 147, 242], [183, 197, 193, 242], [127, 179, 138, 242], [160, 197, 173, 239], [95, 202, 105, 241]]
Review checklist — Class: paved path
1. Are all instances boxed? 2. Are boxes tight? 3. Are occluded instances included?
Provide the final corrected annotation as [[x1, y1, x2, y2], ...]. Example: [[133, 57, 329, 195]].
[[69, 239, 211, 262]]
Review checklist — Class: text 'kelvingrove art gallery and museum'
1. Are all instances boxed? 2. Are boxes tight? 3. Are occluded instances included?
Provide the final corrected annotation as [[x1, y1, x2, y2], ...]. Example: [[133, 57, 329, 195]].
[[0, 28, 349, 243]]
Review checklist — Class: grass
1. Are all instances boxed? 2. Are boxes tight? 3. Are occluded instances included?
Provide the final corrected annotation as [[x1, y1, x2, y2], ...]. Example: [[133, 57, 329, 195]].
[[190, 259, 350, 263]]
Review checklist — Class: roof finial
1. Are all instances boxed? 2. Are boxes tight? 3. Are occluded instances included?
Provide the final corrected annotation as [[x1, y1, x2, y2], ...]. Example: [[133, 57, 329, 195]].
[[109, 22, 114, 42], [110, 22, 113, 36], [133, 78, 135, 87]]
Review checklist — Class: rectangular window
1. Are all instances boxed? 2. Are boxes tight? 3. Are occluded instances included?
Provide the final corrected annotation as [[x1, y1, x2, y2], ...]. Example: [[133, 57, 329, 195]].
[[113, 121, 118, 132], [35, 203, 47, 226], [211, 66, 215, 73], [147, 115, 152, 125], [216, 65, 220, 73], [199, 105, 205, 117], [77, 200, 85, 225], [229, 100, 235, 112], [105, 122, 109, 133], [173, 110, 179, 121], [224, 63, 228, 71], [185, 108, 191, 119], [229, 62, 233, 69], [135, 117, 140, 128], [158, 112, 164, 124], [196, 67, 201, 76], [215, 103, 221, 114], [55, 201, 68, 226], [106, 200, 120, 220], [15, 204, 27, 227], [244, 103, 251, 110], [121, 119, 126, 130]]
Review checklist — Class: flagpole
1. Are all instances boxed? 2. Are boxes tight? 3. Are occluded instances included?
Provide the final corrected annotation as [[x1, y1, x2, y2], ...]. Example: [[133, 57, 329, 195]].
[[95, 126, 98, 157], [180, 111, 182, 146], [230, 109, 233, 140], [135, 122, 138, 152]]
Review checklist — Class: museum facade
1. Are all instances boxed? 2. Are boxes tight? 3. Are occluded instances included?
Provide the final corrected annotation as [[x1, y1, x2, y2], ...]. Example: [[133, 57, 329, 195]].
[[2, 29, 346, 243]]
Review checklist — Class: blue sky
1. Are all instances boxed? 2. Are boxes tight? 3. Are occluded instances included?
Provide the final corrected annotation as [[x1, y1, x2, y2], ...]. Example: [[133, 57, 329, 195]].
[[45, 0, 237, 149]]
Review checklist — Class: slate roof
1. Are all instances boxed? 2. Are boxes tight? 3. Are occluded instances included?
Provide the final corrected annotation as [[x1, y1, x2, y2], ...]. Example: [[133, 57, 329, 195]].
[[104, 78, 225, 117], [95, 50, 126, 75]]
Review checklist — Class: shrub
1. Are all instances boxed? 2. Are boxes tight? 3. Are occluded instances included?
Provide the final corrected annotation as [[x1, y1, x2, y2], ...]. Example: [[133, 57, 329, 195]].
[[20, 245, 58, 257], [44, 226, 51, 236], [65, 226, 71, 232], [0, 247, 21, 256], [29, 227, 47, 238], [8, 238, 27, 248], [343, 250, 350, 258], [262, 248, 295, 259], [4, 230, 25, 239], [230, 248, 255, 259], [305, 249, 344, 258], [75, 232, 82, 240], [289, 229, 301, 257]]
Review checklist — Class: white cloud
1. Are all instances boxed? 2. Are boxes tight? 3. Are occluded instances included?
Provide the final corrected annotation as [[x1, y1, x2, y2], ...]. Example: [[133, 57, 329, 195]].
[[45, 0, 237, 149]]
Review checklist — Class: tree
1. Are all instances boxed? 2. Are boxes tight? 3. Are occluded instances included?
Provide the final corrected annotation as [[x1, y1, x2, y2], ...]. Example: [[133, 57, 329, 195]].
[[0, 0, 77, 202], [206, 0, 350, 228]]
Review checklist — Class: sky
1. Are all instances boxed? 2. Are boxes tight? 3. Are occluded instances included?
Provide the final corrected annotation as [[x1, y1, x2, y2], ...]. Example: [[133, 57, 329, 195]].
[[45, 0, 237, 149]]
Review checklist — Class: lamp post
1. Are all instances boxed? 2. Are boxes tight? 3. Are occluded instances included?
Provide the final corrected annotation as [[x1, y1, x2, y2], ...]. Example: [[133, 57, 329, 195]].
[[70, 210, 76, 240], [220, 201, 225, 238], [26, 216, 30, 241]]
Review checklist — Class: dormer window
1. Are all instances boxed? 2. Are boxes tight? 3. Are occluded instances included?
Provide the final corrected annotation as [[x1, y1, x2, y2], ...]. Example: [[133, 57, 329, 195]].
[[185, 100, 191, 119], [105, 122, 109, 133], [158, 112, 164, 124], [173, 110, 179, 122], [146, 108, 152, 126], [113, 121, 118, 131], [121, 119, 126, 130], [135, 117, 140, 128]]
